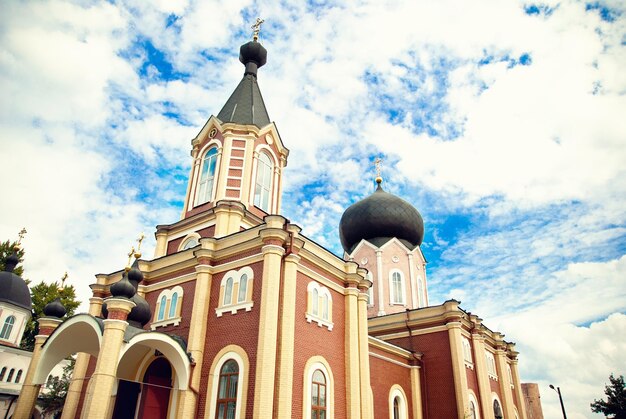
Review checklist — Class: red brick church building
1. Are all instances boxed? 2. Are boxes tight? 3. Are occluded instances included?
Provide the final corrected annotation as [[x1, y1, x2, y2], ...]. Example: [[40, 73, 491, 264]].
[[13, 32, 529, 419]]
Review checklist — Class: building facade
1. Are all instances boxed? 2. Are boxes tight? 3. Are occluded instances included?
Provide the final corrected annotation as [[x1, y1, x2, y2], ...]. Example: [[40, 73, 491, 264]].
[[13, 34, 531, 419]]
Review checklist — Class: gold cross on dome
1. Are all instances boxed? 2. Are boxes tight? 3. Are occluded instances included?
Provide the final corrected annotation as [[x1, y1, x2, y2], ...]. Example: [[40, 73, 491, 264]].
[[17, 227, 27, 244], [252, 18, 265, 41], [60, 272, 68, 291], [126, 246, 135, 270], [374, 157, 383, 178]]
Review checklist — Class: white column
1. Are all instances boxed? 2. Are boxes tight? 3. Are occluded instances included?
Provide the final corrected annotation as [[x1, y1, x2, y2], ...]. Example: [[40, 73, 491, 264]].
[[376, 249, 385, 316], [408, 252, 418, 309]]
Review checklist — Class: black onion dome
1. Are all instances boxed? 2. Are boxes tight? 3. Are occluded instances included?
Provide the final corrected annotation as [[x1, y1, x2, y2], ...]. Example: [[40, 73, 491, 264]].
[[127, 260, 151, 328], [110, 272, 135, 299], [43, 297, 67, 318], [339, 182, 424, 254], [0, 250, 32, 310], [239, 40, 267, 76]]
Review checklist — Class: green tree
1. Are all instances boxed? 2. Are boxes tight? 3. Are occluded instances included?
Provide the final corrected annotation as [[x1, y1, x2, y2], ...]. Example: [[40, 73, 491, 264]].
[[38, 356, 75, 418], [591, 374, 626, 418], [0, 239, 25, 276], [21, 282, 80, 350]]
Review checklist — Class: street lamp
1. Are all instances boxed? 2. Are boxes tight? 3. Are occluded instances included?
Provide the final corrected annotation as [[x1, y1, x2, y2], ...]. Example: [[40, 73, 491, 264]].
[[549, 384, 567, 419]]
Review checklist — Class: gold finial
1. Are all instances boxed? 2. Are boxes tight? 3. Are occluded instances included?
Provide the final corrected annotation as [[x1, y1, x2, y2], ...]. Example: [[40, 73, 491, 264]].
[[135, 233, 145, 259], [374, 157, 383, 184], [59, 272, 68, 292], [125, 246, 135, 271], [15, 227, 27, 249], [251, 17, 265, 41]]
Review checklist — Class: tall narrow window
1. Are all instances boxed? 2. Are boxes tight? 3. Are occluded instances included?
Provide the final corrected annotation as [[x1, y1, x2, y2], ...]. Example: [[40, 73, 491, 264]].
[[7, 369, 14, 382], [390, 271, 405, 304], [224, 277, 234, 305], [238, 274, 248, 303], [0, 367, 6, 381], [197, 147, 218, 205], [493, 399, 503, 419], [254, 152, 273, 212], [158, 295, 167, 321], [311, 369, 327, 419], [393, 397, 400, 419], [311, 288, 319, 316], [216, 360, 239, 419], [15, 370, 22, 383], [169, 292, 178, 319], [0, 316, 15, 339], [321, 294, 329, 320]]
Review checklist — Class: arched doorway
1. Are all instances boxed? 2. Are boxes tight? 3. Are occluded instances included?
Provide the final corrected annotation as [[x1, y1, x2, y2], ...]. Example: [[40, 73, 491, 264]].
[[112, 357, 172, 419]]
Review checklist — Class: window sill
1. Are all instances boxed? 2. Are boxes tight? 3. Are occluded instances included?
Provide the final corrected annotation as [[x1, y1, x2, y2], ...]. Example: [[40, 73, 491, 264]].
[[464, 362, 474, 370], [216, 301, 253, 317], [150, 317, 182, 330], [305, 314, 334, 331], [488, 374, 498, 381]]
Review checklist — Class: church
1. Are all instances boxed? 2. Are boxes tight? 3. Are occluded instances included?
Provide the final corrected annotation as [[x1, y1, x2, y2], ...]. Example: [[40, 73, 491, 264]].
[[10, 27, 530, 419]]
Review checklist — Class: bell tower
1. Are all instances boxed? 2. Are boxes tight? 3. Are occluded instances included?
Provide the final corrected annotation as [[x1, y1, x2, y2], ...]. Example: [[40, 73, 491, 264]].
[[154, 24, 289, 257]]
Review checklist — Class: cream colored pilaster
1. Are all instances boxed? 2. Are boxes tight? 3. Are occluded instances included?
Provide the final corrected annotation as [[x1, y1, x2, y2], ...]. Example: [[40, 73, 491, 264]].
[[271, 166, 280, 214], [344, 285, 361, 419], [214, 206, 230, 238], [510, 357, 527, 419], [357, 287, 372, 419], [277, 156, 286, 213], [227, 207, 243, 234], [177, 264, 213, 418], [408, 252, 418, 309], [216, 137, 232, 201], [410, 366, 423, 419], [62, 297, 103, 419], [422, 262, 429, 306], [495, 344, 515, 419], [446, 319, 469, 419], [154, 231, 168, 258], [183, 145, 201, 215], [13, 317, 62, 419], [253, 222, 286, 418], [81, 298, 134, 419], [247, 151, 259, 207], [276, 252, 301, 418], [471, 331, 494, 419], [376, 250, 385, 316]]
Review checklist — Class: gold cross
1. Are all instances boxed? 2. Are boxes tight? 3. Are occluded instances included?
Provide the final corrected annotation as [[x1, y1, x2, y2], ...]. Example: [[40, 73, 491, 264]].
[[374, 157, 383, 178], [59, 272, 68, 291], [136, 233, 145, 253], [126, 246, 135, 270], [252, 18, 265, 41], [17, 227, 27, 244]]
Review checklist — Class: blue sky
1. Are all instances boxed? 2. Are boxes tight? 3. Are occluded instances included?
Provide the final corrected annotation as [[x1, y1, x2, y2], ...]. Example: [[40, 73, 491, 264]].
[[1, 1, 625, 417]]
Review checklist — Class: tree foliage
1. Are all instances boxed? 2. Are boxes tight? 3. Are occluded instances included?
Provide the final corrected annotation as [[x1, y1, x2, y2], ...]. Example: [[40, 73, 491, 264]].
[[0, 239, 25, 276], [21, 282, 80, 350], [591, 374, 626, 418], [38, 357, 75, 417]]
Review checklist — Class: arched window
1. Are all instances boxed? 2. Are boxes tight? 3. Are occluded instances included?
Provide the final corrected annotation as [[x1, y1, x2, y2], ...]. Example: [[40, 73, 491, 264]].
[[311, 369, 327, 419], [0, 367, 6, 381], [237, 274, 248, 303], [306, 282, 333, 330], [0, 316, 15, 339], [7, 369, 14, 382], [388, 386, 408, 419], [216, 360, 239, 419], [224, 277, 234, 305], [181, 237, 199, 250], [196, 147, 219, 205], [158, 295, 167, 321], [468, 393, 480, 419], [507, 364, 514, 388], [15, 369, 22, 383], [254, 152, 273, 212], [485, 352, 497, 379], [462, 337, 473, 366], [366, 272, 374, 306], [493, 399, 503, 419], [216, 267, 254, 317], [169, 292, 178, 319], [390, 271, 405, 304], [393, 397, 400, 419]]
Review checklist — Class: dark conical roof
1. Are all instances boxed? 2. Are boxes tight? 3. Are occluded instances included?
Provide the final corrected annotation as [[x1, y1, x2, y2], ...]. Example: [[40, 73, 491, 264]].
[[339, 181, 424, 254], [0, 250, 31, 310], [216, 39, 270, 128]]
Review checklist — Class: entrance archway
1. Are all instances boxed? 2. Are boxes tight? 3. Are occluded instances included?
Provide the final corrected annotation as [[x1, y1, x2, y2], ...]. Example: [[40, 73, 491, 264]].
[[137, 357, 172, 419]]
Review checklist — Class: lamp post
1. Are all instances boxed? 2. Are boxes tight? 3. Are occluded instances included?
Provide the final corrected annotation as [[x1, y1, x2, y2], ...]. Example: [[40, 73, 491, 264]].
[[549, 384, 567, 419]]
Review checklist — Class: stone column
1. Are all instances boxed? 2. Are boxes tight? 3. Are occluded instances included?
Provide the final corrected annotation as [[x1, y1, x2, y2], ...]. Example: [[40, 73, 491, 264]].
[[81, 298, 135, 419], [357, 278, 373, 419], [253, 217, 287, 418], [444, 301, 469, 419], [509, 350, 528, 419], [177, 262, 213, 418], [13, 317, 62, 419], [154, 230, 168, 258], [470, 320, 494, 419], [410, 363, 423, 419], [375, 249, 385, 316], [61, 296, 104, 419], [344, 273, 361, 419], [275, 240, 301, 419], [494, 338, 515, 419], [407, 252, 418, 308]]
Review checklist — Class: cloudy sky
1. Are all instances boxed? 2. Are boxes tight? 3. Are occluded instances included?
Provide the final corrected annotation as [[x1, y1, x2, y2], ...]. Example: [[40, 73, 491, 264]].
[[1, 0, 625, 417]]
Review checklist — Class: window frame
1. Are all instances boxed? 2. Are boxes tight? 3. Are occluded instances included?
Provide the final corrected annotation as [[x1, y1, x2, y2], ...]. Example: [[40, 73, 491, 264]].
[[215, 360, 239, 419], [389, 269, 406, 305], [195, 146, 219, 206], [311, 369, 327, 418], [306, 282, 333, 331], [468, 392, 481, 419], [207, 348, 249, 419], [253, 151, 274, 213], [485, 351, 498, 380], [0, 315, 16, 340], [303, 358, 333, 419], [388, 385, 408, 419], [216, 267, 254, 317], [462, 336, 474, 368], [151, 286, 184, 330]]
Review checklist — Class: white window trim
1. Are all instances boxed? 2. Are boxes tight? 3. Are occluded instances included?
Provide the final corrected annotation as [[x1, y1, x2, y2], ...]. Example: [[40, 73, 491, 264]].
[[208, 351, 246, 419], [485, 351, 498, 381], [216, 267, 254, 317], [366, 272, 374, 307], [468, 391, 481, 419], [389, 269, 406, 305], [462, 337, 474, 369], [178, 233, 201, 251], [303, 359, 333, 419], [389, 385, 408, 419], [195, 145, 220, 206], [151, 286, 184, 330], [306, 282, 334, 331], [253, 151, 274, 213], [492, 393, 504, 419]]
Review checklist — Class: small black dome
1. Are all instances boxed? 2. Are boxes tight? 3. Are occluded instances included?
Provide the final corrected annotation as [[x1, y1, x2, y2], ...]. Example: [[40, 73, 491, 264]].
[[127, 260, 151, 328], [0, 251, 32, 310], [239, 40, 267, 76], [339, 182, 424, 254], [43, 297, 67, 318], [110, 273, 135, 299]]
